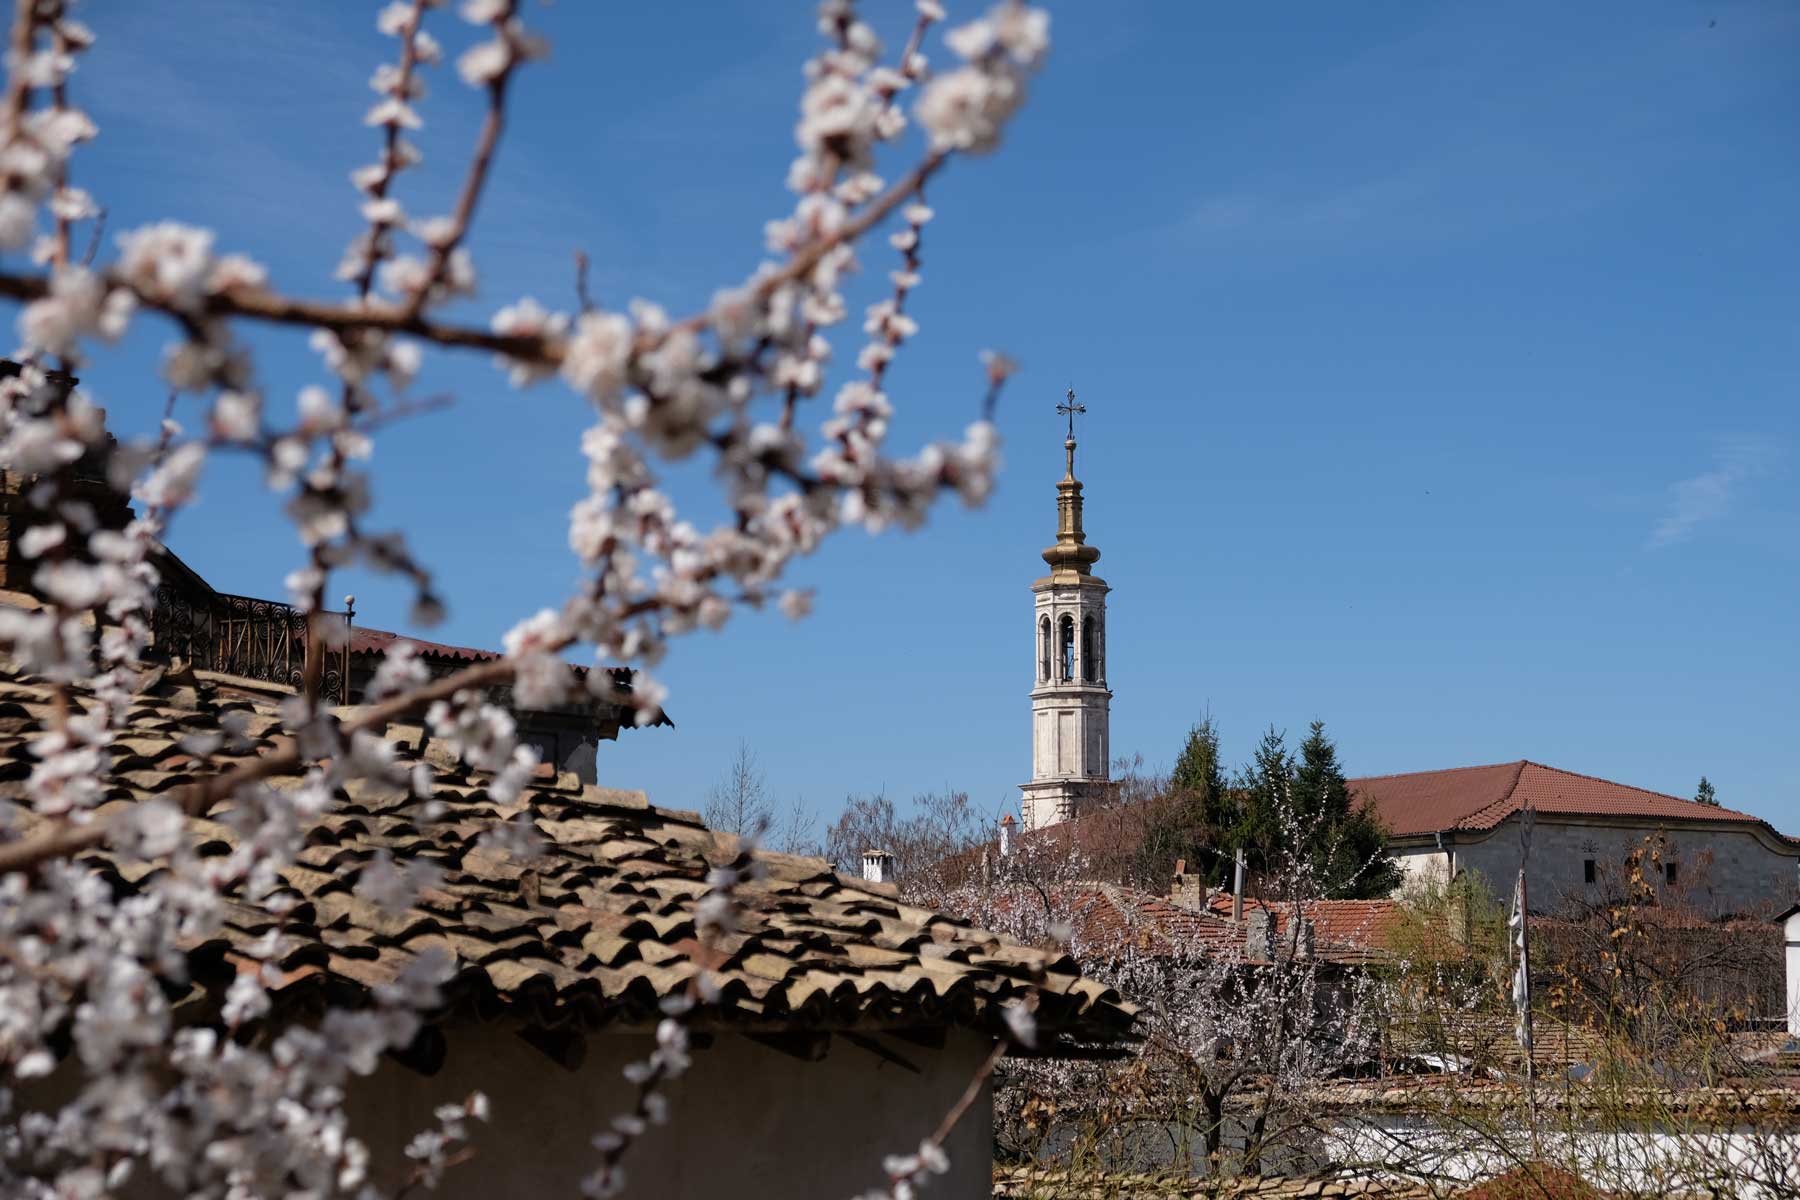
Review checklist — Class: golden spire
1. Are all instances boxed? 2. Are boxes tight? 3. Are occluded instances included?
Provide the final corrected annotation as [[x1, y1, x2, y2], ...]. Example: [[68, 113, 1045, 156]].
[[1043, 387, 1101, 576]]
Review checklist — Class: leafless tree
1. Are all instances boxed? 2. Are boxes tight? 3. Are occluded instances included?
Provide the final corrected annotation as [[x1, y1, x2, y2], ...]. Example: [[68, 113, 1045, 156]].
[[703, 739, 774, 840], [773, 794, 822, 859], [823, 787, 991, 883]]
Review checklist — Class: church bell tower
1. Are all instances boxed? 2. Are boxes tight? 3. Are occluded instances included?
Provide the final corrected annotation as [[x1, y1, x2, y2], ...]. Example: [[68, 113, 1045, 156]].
[[1020, 390, 1111, 831]]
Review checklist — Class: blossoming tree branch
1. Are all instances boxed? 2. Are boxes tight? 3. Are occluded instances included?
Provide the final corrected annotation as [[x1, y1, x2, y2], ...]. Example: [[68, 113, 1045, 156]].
[[0, 0, 1052, 1195]]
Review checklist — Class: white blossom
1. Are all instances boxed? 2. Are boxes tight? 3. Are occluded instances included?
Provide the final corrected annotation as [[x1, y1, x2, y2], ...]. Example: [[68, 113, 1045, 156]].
[[0, 192, 36, 248], [115, 222, 216, 309], [491, 295, 570, 385], [560, 311, 635, 407], [18, 266, 133, 356]]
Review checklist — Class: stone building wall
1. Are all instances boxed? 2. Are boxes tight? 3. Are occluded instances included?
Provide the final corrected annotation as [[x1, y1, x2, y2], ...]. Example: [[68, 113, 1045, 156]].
[[1414, 816, 1800, 917]]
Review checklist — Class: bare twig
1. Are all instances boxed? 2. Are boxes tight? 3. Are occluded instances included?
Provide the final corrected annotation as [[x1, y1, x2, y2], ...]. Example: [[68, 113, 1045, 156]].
[[572, 249, 594, 314], [79, 206, 104, 267]]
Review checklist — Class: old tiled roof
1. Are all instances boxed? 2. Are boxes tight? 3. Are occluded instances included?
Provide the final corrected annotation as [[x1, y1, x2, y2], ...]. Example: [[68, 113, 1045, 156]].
[[1070, 884, 1248, 958], [1200, 893, 1402, 957], [349, 624, 509, 665], [0, 662, 1132, 1052], [1071, 885, 1393, 965], [1351, 760, 1791, 841], [1458, 1166, 1613, 1200], [992, 1167, 1430, 1197], [1383, 1010, 1609, 1074]]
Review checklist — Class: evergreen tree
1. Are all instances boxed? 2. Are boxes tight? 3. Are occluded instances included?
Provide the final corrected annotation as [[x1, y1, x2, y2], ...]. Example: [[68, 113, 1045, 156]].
[[1138, 716, 1234, 888], [1232, 725, 1295, 875], [1288, 721, 1400, 899], [1171, 714, 1232, 830], [1142, 718, 1399, 900], [1694, 776, 1718, 807]]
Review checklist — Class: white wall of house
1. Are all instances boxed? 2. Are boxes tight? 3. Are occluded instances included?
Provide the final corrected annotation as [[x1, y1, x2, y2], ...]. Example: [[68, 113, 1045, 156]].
[[1327, 1115, 1800, 1197], [1396, 816, 1799, 917], [1786, 907, 1800, 1037], [1391, 847, 1452, 892], [346, 1025, 996, 1199]]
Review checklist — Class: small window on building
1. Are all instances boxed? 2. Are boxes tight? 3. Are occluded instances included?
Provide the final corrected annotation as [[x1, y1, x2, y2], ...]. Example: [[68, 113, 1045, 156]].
[[1038, 617, 1051, 682], [1664, 861, 1678, 885], [1058, 615, 1074, 681], [1080, 616, 1096, 683], [1583, 859, 1596, 884]]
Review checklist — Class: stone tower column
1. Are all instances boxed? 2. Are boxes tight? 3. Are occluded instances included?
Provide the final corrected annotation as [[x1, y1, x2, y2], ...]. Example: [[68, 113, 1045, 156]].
[[1020, 392, 1111, 831]]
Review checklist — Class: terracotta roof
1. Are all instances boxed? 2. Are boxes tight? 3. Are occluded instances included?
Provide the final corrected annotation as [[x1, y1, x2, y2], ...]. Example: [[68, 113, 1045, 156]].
[[349, 624, 507, 664], [1066, 884, 1393, 965], [0, 662, 1132, 1052], [1070, 884, 1249, 958], [992, 1167, 1429, 1197], [1383, 1010, 1609, 1074], [1459, 1166, 1613, 1200], [1200, 893, 1402, 955], [1351, 760, 1787, 840]]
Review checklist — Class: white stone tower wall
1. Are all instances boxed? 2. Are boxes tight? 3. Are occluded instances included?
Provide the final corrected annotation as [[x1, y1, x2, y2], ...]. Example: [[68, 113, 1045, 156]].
[[1029, 584, 1109, 780], [1019, 405, 1112, 833]]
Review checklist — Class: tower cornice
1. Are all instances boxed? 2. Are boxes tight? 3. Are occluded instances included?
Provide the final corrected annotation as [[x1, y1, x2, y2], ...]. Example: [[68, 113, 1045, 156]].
[[1032, 573, 1109, 592]]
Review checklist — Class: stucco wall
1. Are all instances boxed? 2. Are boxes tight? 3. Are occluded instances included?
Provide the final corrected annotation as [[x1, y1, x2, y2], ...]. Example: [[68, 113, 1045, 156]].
[[1327, 1115, 1800, 1198], [1415, 817, 1799, 917], [1392, 847, 1451, 891], [344, 1025, 997, 1199], [1786, 909, 1800, 1037]]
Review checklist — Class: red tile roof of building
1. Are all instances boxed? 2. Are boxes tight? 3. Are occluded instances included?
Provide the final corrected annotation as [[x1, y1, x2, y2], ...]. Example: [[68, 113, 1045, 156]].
[[1071, 884, 1396, 964], [1200, 893, 1402, 952], [1071, 884, 1249, 958], [1350, 760, 1786, 840], [349, 625, 508, 664]]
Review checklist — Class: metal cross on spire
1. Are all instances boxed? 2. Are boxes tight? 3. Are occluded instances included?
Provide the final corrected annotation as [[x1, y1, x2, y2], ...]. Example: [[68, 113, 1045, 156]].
[[1057, 386, 1085, 441]]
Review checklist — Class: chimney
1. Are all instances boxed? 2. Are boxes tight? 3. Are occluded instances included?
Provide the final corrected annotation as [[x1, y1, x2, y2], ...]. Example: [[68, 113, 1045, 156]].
[[1449, 885, 1471, 946], [1294, 916, 1316, 960], [1232, 848, 1245, 924], [1169, 859, 1203, 912], [999, 814, 1016, 857], [1246, 909, 1273, 962], [861, 848, 896, 885]]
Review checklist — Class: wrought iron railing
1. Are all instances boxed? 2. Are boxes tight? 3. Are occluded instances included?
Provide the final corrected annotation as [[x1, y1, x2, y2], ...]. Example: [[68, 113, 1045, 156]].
[[149, 585, 353, 704]]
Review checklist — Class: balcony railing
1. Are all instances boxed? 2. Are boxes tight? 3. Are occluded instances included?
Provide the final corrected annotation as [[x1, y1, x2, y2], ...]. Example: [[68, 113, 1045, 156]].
[[149, 585, 352, 704]]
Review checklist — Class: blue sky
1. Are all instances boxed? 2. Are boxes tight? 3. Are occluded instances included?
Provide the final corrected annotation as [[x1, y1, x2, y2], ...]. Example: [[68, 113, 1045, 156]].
[[45, 1, 1800, 835]]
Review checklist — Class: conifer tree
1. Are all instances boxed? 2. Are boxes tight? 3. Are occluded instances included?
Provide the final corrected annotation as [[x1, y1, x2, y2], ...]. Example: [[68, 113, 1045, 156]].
[[1694, 776, 1719, 807], [1235, 725, 1295, 870], [1141, 715, 1235, 887], [1289, 721, 1400, 899], [1171, 714, 1233, 830]]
